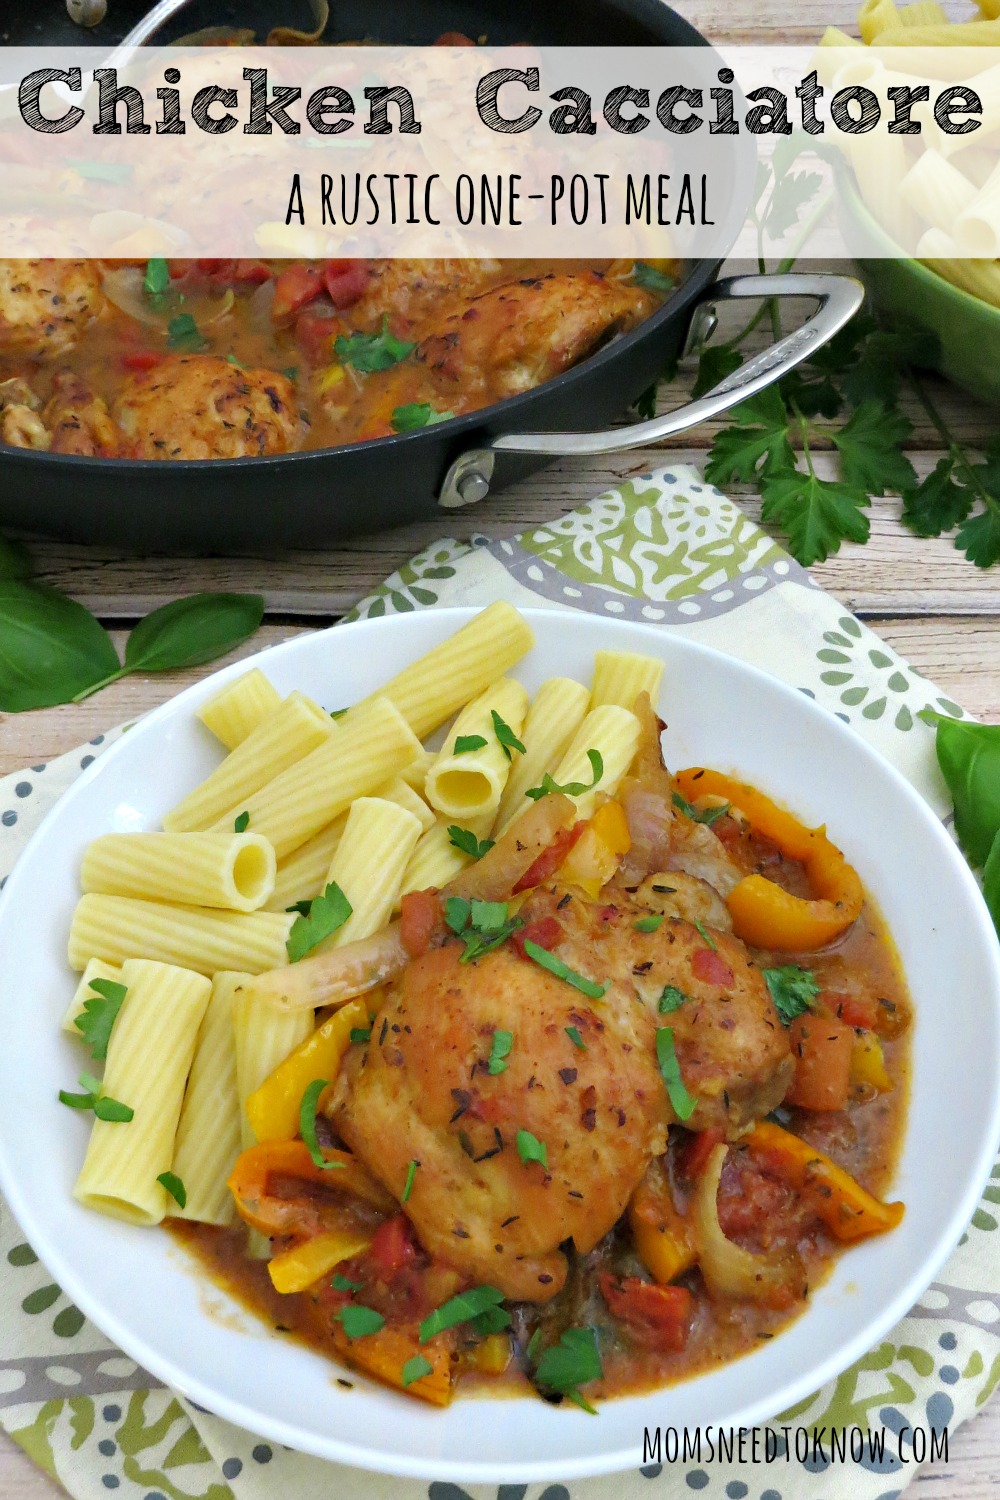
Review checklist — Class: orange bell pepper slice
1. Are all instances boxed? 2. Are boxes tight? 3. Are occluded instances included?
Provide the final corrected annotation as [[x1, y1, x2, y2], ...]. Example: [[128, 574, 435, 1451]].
[[628, 1160, 696, 1285], [674, 769, 863, 951], [227, 1139, 393, 1237], [747, 1121, 904, 1242], [558, 799, 631, 899]]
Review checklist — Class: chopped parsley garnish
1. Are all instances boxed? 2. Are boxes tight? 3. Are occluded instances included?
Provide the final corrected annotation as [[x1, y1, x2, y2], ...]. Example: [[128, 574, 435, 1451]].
[[157, 1171, 186, 1209], [298, 1078, 344, 1172], [487, 1029, 513, 1075], [525, 749, 604, 802], [445, 897, 523, 964], [226, 353, 247, 370], [286, 900, 312, 916], [565, 1025, 586, 1050], [672, 792, 731, 826], [349, 1027, 371, 1045], [167, 312, 208, 352], [447, 825, 495, 860], [332, 1272, 363, 1292], [390, 402, 455, 432], [286, 881, 353, 962], [658, 985, 689, 1014], [234, 810, 250, 833], [143, 257, 170, 298], [402, 1158, 419, 1202], [282, 365, 299, 381], [58, 1072, 133, 1123], [630, 261, 675, 295], [69, 159, 133, 184], [401, 1354, 434, 1387], [334, 317, 415, 373], [655, 1028, 697, 1121], [419, 1285, 509, 1342], [454, 734, 488, 755], [73, 977, 128, 1061], [532, 1326, 603, 1413], [491, 711, 526, 762], [693, 917, 717, 952], [337, 1305, 385, 1339], [516, 1128, 549, 1170], [522, 939, 608, 999], [633, 914, 664, 933], [763, 965, 821, 1026]]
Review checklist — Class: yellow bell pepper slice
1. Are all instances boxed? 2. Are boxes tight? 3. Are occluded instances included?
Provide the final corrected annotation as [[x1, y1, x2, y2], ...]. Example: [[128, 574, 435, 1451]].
[[464, 1332, 512, 1376], [268, 1228, 372, 1294], [747, 1121, 904, 1242], [627, 1160, 696, 1284], [851, 1032, 893, 1093], [245, 997, 368, 1143], [330, 1323, 455, 1407], [674, 768, 864, 951], [558, 799, 631, 899]]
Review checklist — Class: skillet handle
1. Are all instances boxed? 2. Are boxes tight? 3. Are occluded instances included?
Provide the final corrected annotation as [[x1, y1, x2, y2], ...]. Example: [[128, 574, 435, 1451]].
[[437, 272, 864, 509]]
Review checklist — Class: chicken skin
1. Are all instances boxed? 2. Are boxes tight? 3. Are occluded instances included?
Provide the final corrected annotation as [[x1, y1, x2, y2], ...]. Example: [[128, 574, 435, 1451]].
[[113, 356, 305, 460], [44, 372, 119, 457], [0, 260, 105, 363]]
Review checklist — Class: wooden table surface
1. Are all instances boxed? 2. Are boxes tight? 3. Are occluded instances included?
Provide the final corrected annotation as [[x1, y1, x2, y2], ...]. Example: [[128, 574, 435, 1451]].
[[2, 0, 999, 1494]]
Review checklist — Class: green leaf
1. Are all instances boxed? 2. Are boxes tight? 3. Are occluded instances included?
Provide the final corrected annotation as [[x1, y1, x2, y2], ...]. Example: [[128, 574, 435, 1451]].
[[0, 536, 33, 580], [122, 593, 265, 676], [760, 470, 870, 566], [448, 898, 523, 964], [525, 749, 604, 802], [691, 346, 743, 400], [419, 1285, 507, 1342], [447, 826, 495, 860], [902, 457, 974, 538], [337, 1305, 385, 1339], [516, 1128, 548, 1169], [630, 262, 674, 295], [658, 985, 689, 1014], [402, 1158, 419, 1202], [401, 1354, 434, 1387], [287, 882, 353, 962], [763, 965, 820, 1025], [840, 326, 939, 409], [299, 1077, 342, 1171], [956, 502, 1000, 570], [234, 810, 250, 833], [655, 1027, 696, 1121], [167, 312, 208, 352], [491, 710, 525, 762], [157, 1171, 186, 1209], [332, 1272, 363, 1291], [67, 159, 133, 183], [349, 1027, 371, 1044], [0, 583, 120, 712], [58, 1071, 133, 1122], [444, 895, 471, 934], [830, 401, 917, 496], [565, 1025, 586, 1049], [487, 1029, 513, 1075], [144, 258, 170, 298], [522, 939, 608, 999], [983, 827, 1000, 941], [335, 317, 415, 373], [633, 382, 657, 420], [763, 170, 823, 239], [703, 386, 795, 488], [390, 402, 454, 432], [692, 916, 717, 952], [533, 1326, 602, 1406], [672, 791, 730, 826], [633, 914, 663, 933], [73, 977, 128, 1061], [933, 716, 1000, 867], [454, 734, 487, 755]]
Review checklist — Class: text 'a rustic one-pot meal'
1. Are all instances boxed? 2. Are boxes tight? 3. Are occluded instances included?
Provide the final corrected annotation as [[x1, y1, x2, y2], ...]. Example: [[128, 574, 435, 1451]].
[[0, 256, 673, 460], [58, 604, 908, 1410]]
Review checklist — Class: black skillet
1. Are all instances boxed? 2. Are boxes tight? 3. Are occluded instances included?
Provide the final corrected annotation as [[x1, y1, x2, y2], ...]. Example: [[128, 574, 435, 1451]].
[[0, 0, 863, 552]]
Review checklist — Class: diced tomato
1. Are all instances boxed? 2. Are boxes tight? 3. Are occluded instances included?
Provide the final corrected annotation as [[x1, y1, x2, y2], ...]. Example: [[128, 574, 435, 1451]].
[[120, 350, 162, 372], [512, 915, 563, 958], [324, 260, 369, 309], [676, 1125, 724, 1181], [785, 1014, 853, 1111], [512, 822, 586, 893], [598, 1274, 693, 1351], [232, 259, 273, 285], [691, 947, 734, 988], [272, 264, 325, 323], [368, 1212, 416, 1276], [434, 30, 476, 43], [400, 889, 443, 958], [829, 992, 878, 1030], [716, 1158, 813, 1248], [295, 312, 341, 365]]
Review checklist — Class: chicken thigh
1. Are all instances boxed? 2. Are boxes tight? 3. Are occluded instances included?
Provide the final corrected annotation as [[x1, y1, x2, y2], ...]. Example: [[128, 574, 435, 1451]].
[[0, 260, 105, 362], [113, 355, 305, 459]]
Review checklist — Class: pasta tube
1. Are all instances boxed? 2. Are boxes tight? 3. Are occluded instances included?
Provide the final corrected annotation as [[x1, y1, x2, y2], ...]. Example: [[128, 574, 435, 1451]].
[[346, 602, 535, 740], [548, 705, 641, 820], [589, 650, 664, 713], [899, 150, 978, 231], [233, 983, 313, 1150], [80, 831, 276, 913], [73, 960, 212, 1226], [321, 798, 423, 947], [494, 677, 590, 836], [858, 0, 902, 42], [68, 895, 294, 976], [62, 958, 123, 1034], [955, 161, 1000, 255], [873, 19, 1000, 42], [164, 691, 335, 834], [170, 972, 245, 1226], [196, 669, 282, 751], [208, 696, 423, 860], [896, 1, 947, 23], [424, 677, 529, 822]]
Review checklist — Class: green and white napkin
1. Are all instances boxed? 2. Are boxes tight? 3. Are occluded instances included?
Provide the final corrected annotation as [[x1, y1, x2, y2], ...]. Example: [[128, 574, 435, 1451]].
[[1, 465, 996, 1500]]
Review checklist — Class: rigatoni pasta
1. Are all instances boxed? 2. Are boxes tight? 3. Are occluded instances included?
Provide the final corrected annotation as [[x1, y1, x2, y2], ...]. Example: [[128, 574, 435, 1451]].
[[424, 677, 529, 822], [589, 651, 664, 714], [546, 705, 641, 820], [196, 669, 282, 751], [62, 958, 123, 1034], [494, 677, 591, 836], [68, 895, 294, 976], [80, 831, 276, 913], [320, 798, 423, 947], [232, 982, 313, 1151], [170, 971, 245, 1227]]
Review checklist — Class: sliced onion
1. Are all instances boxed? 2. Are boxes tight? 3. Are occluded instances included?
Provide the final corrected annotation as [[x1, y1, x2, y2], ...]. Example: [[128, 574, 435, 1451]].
[[248, 921, 409, 1012], [692, 1144, 805, 1307], [248, 277, 277, 332], [101, 266, 165, 325], [445, 793, 575, 903]]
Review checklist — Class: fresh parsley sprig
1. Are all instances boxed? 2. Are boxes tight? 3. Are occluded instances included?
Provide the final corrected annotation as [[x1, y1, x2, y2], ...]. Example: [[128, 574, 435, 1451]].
[[59, 1072, 133, 1123], [763, 965, 821, 1026], [525, 749, 604, 803], [73, 977, 128, 1061], [447, 825, 495, 860], [287, 882, 353, 963]]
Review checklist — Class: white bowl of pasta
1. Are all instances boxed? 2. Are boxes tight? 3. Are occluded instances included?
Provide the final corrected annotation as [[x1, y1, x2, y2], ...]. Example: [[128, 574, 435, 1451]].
[[0, 604, 997, 1483]]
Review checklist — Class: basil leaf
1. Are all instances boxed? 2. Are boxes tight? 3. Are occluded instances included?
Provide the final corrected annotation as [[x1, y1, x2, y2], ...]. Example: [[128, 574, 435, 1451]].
[[401, 1354, 434, 1387], [487, 1029, 513, 1074], [73, 978, 128, 1061], [658, 985, 689, 1014], [335, 317, 415, 373], [565, 1024, 586, 1049], [454, 734, 487, 755], [402, 1158, 419, 1202], [447, 826, 494, 860], [299, 1077, 340, 1170], [419, 1285, 507, 1343], [522, 939, 608, 999], [655, 1027, 697, 1121], [122, 593, 265, 675], [287, 882, 353, 962], [337, 1305, 385, 1339], [0, 536, 32, 581], [931, 715, 1000, 868], [984, 828, 1000, 940], [525, 750, 604, 802], [762, 965, 820, 1026], [157, 1171, 186, 1209], [516, 1128, 548, 1170], [533, 1326, 602, 1408], [0, 583, 119, 712]]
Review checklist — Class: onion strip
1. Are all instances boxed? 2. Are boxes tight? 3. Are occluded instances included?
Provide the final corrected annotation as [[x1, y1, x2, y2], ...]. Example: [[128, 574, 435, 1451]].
[[691, 1144, 805, 1308]]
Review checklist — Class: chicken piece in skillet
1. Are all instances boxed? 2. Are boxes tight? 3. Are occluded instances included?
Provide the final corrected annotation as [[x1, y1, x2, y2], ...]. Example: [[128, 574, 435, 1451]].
[[43, 372, 120, 457], [0, 260, 105, 362], [348, 258, 503, 331], [0, 377, 48, 451], [113, 356, 306, 460], [334, 881, 791, 1304]]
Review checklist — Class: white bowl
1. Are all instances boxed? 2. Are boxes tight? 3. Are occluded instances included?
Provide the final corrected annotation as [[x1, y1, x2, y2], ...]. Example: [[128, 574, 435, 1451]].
[[0, 608, 997, 1484]]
